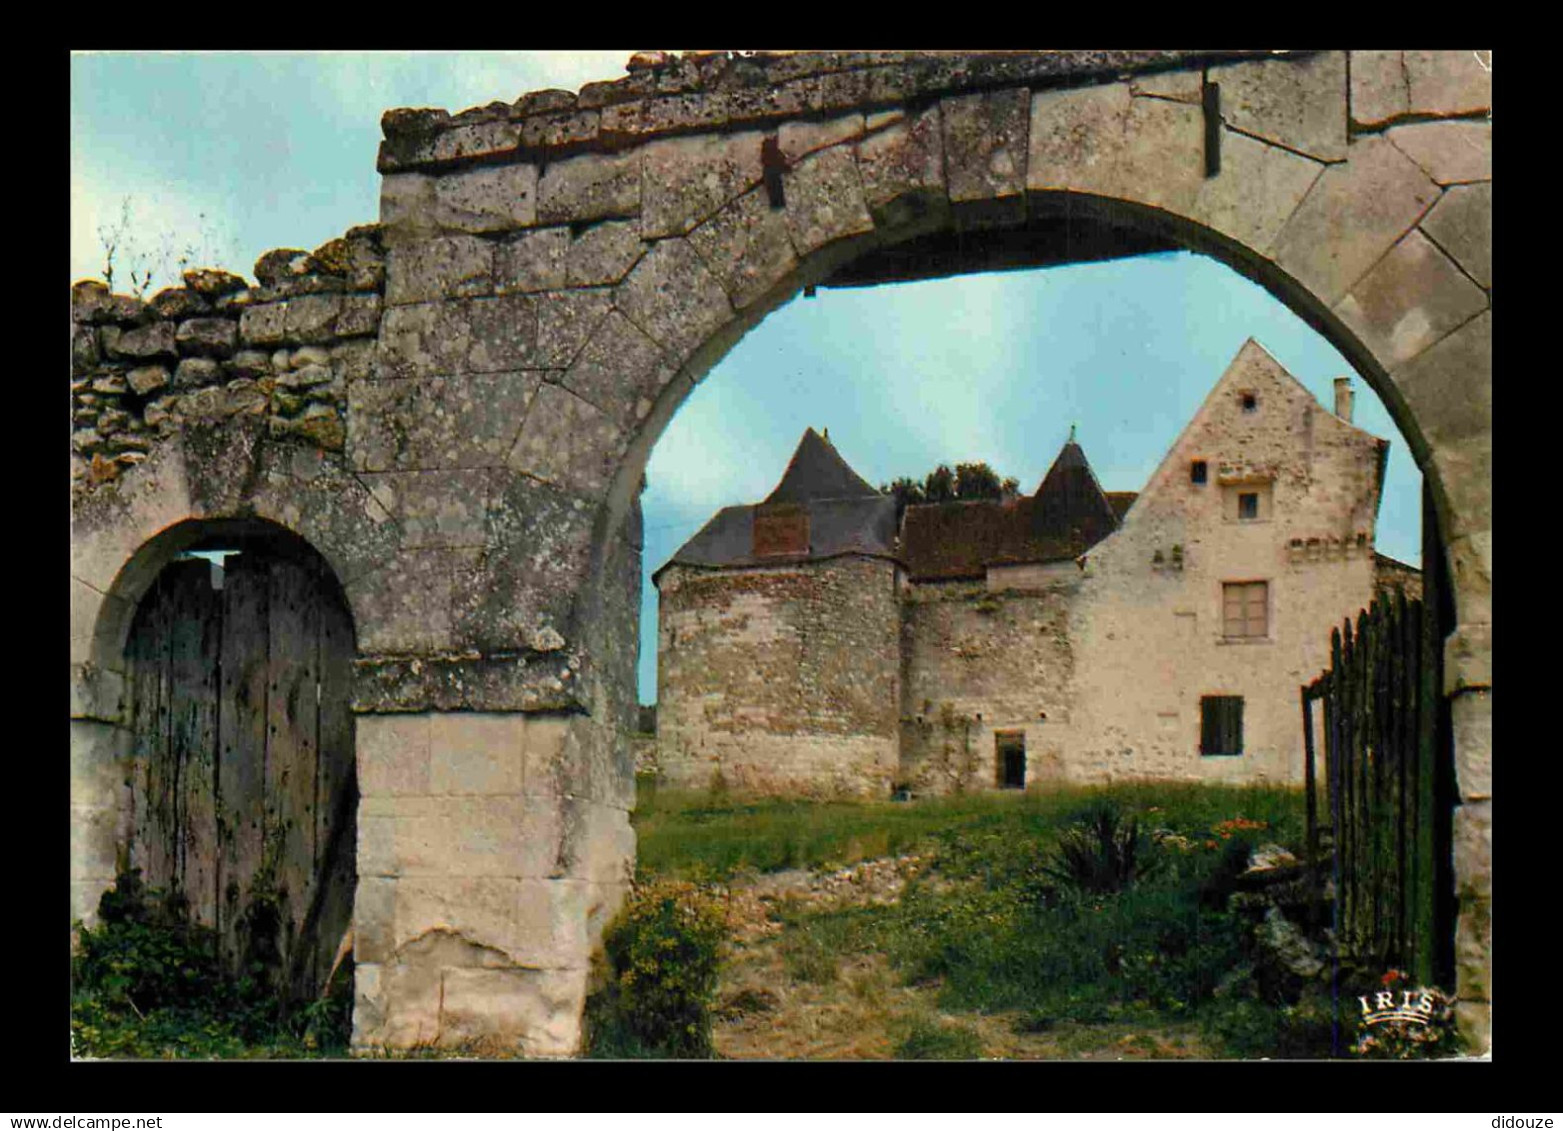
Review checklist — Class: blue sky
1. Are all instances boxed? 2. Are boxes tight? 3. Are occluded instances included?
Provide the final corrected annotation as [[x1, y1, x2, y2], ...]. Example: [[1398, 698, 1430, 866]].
[[70, 52, 1422, 705]]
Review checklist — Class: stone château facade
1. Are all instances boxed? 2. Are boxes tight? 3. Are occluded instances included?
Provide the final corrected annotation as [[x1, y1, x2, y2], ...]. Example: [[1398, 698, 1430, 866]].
[[655, 339, 1420, 796]]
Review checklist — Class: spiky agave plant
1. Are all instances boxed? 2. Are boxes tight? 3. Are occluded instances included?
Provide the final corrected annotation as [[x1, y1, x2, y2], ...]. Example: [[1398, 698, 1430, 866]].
[[1044, 803, 1161, 895]]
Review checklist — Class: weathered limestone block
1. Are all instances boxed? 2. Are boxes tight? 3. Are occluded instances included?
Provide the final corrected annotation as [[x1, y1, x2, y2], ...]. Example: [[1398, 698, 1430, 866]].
[[72, 324, 100, 375], [1429, 433, 1492, 554], [1452, 798, 1491, 901], [941, 87, 1030, 202], [173, 357, 222, 390], [557, 796, 635, 887], [385, 235, 494, 306], [359, 794, 563, 880], [224, 378, 269, 416], [495, 227, 570, 293], [1387, 120, 1491, 186], [70, 719, 128, 812], [613, 237, 732, 361], [336, 293, 384, 338], [380, 172, 438, 234], [73, 281, 150, 326], [1419, 182, 1491, 290], [537, 151, 641, 225], [433, 163, 539, 233], [432, 119, 522, 165], [1446, 530, 1491, 627], [348, 371, 540, 472], [507, 382, 624, 496], [1028, 83, 1204, 216], [519, 108, 600, 150], [255, 247, 313, 285], [376, 301, 473, 380], [1188, 127, 1324, 256], [1454, 891, 1492, 1003], [855, 103, 945, 223], [428, 711, 527, 795], [358, 713, 432, 797], [125, 364, 170, 396], [1349, 51, 1409, 126], [1271, 135, 1439, 307], [150, 287, 210, 320], [284, 293, 344, 344], [1389, 308, 1490, 452], [239, 301, 289, 347], [176, 316, 239, 358], [438, 964, 589, 1057], [91, 372, 128, 395], [70, 801, 119, 883], [566, 220, 644, 287], [451, 475, 596, 653], [524, 714, 635, 811], [559, 309, 676, 427], [345, 548, 474, 654], [514, 89, 577, 116], [331, 338, 377, 383], [779, 113, 864, 163], [1210, 52, 1347, 162], [359, 469, 494, 548], [640, 131, 765, 239], [534, 289, 613, 369], [781, 143, 874, 256], [1129, 67, 1202, 102], [466, 294, 539, 372], [1404, 50, 1491, 118], [182, 267, 248, 298], [1333, 229, 1487, 367], [275, 362, 334, 390], [688, 185, 799, 312], [1449, 686, 1491, 801], [105, 320, 177, 360]]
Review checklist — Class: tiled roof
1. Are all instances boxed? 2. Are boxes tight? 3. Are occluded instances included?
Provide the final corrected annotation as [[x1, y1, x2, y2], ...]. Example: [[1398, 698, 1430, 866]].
[[763, 427, 880, 504], [900, 440, 1122, 581]]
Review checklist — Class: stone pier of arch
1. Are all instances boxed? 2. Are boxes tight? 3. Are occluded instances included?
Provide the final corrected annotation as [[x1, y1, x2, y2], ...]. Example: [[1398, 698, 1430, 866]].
[[70, 49, 1492, 1056]]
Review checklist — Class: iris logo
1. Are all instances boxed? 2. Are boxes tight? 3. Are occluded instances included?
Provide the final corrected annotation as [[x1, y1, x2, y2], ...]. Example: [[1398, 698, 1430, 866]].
[[1358, 987, 1437, 1026]]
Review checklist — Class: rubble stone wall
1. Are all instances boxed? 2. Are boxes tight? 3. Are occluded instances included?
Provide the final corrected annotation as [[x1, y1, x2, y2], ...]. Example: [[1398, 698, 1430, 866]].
[[656, 557, 901, 796]]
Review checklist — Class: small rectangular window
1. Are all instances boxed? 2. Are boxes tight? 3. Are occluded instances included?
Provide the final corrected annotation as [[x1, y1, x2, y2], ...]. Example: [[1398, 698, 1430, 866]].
[[996, 732, 1025, 789], [1241, 392, 1257, 412], [1190, 460, 1208, 484], [1238, 491, 1259, 520], [1201, 696, 1244, 756], [1222, 581, 1268, 639]]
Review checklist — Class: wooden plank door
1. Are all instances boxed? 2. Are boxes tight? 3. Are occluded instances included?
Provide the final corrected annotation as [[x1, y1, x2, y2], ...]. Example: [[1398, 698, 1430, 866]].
[[123, 541, 355, 1002]]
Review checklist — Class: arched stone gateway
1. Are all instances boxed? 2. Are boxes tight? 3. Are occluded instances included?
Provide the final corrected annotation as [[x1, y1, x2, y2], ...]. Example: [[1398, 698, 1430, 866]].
[[70, 49, 1491, 1056]]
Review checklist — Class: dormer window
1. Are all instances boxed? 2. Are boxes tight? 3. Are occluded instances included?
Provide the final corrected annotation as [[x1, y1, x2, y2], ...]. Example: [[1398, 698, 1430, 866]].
[[1240, 392, 1257, 413], [1190, 460, 1208, 485]]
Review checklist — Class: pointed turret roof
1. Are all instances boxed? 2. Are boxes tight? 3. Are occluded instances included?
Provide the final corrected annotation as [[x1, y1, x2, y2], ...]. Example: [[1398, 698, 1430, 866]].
[[654, 427, 897, 582], [762, 428, 879, 505], [1030, 438, 1120, 545], [899, 435, 1124, 582]]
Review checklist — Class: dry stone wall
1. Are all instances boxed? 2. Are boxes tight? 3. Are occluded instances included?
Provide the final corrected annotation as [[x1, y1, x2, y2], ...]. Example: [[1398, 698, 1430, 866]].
[[71, 228, 387, 490]]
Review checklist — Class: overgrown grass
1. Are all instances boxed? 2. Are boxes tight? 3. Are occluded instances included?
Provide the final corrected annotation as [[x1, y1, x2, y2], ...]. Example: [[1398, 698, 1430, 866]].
[[639, 779, 1334, 1057], [632, 777, 1305, 883]]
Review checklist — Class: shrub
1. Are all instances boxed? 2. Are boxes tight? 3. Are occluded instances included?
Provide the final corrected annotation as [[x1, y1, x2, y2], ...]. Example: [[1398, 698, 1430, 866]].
[[71, 870, 352, 1059], [587, 879, 728, 1059], [1045, 803, 1161, 895]]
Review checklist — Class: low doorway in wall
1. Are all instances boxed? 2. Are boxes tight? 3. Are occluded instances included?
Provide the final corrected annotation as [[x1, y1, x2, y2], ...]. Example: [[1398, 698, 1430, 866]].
[[122, 527, 356, 1002], [996, 731, 1026, 790]]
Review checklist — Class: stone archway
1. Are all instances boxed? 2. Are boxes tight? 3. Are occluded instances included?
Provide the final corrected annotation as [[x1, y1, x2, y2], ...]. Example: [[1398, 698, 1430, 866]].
[[72, 49, 1490, 1056]]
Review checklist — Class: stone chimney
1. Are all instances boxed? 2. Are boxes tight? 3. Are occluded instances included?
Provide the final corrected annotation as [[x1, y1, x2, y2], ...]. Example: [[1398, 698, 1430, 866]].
[[1333, 377, 1354, 423]]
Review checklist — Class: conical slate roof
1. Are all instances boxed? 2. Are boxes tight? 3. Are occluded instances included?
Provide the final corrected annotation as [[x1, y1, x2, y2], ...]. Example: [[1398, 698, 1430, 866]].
[[1030, 439, 1119, 545], [654, 428, 896, 581], [899, 435, 1122, 581], [763, 428, 880, 504]]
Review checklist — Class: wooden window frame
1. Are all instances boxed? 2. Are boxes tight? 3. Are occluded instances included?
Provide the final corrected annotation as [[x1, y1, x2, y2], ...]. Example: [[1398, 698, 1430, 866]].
[[1221, 580, 1269, 640]]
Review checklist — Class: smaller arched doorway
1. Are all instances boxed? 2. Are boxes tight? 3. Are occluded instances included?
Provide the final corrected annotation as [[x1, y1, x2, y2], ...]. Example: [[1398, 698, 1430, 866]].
[[122, 522, 356, 1001]]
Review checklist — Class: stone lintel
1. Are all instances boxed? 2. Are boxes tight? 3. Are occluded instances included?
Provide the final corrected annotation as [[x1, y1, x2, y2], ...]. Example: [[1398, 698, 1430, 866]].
[[353, 653, 587, 714]]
